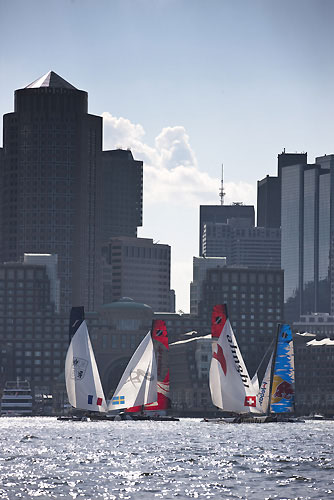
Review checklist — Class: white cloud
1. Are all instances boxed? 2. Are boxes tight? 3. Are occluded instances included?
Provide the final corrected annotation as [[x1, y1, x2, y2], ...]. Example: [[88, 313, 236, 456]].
[[102, 111, 256, 207], [102, 112, 256, 312]]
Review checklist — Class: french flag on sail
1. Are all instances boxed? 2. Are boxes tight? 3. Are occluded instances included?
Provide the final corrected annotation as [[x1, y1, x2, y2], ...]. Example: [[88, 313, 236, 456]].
[[88, 395, 103, 406]]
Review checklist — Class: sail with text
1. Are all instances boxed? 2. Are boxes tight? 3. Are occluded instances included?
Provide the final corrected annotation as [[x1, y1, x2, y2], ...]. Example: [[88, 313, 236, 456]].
[[108, 321, 158, 411], [65, 307, 107, 413], [209, 304, 259, 413], [269, 324, 295, 413], [254, 352, 273, 414]]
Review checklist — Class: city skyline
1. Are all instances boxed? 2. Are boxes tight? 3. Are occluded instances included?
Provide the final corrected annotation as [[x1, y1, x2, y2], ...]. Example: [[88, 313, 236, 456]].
[[1, 0, 333, 311]]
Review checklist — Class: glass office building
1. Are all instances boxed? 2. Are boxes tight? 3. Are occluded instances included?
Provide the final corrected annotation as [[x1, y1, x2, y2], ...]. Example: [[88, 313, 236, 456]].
[[281, 156, 333, 321]]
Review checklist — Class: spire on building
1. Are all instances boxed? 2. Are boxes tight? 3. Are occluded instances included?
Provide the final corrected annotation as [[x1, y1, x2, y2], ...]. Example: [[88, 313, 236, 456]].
[[219, 163, 225, 205], [25, 71, 77, 90]]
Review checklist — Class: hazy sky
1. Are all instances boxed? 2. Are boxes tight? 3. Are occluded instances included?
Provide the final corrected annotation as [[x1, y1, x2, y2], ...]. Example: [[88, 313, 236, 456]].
[[1, 0, 334, 312]]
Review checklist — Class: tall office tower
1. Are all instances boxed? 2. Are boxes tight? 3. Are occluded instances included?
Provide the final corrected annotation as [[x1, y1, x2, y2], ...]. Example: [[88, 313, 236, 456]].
[[257, 175, 280, 228], [257, 151, 307, 229], [103, 237, 173, 312], [0, 71, 102, 312], [199, 204, 254, 255], [101, 149, 143, 243], [190, 256, 226, 315], [281, 155, 334, 321]]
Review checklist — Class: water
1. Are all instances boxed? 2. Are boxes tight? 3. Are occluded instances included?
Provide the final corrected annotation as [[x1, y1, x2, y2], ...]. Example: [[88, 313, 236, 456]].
[[0, 417, 333, 499]]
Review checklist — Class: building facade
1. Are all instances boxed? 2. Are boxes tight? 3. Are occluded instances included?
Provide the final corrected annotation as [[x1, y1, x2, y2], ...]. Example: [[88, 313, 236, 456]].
[[199, 204, 255, 255], [257, 175, 280, 228], [0, 71, 103, 312], [0, 261, 69, 403], [293, 332, 334, 416], [101, 149, 143, 243], [202, 221, 281, 268], [102, 237, 173, 312], [190, 256, 226, 315], [281, 156, 334, 321]]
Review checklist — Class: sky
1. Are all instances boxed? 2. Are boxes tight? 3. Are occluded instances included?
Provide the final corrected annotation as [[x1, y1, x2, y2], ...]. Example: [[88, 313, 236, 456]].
[[1, 0, 334, 312]]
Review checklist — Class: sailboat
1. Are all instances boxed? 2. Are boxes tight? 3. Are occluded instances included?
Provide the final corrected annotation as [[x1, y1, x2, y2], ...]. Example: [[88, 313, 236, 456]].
[[109, 319, 178, 421], [208, 304, 295, 423], [209, 304, 260, 419], [64, 307, 107, 416], [107, 321, 158, 414], [255, 323, 295, 418]]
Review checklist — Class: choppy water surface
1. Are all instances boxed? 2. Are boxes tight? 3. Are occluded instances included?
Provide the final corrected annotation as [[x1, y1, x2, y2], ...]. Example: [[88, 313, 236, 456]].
[[0, 418, 333, 499]]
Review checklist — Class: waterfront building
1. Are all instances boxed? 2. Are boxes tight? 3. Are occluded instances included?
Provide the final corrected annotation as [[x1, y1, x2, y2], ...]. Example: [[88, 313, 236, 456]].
[[293, 332, 334, 416], [199, 204, 255, 256], [0, 261, 69, 403], [102, 237, 173, 312], [293, 312, 334, 338], [101, 149, 143, 242], [202, 221, 281, 268], [0, 71, 103, 312]]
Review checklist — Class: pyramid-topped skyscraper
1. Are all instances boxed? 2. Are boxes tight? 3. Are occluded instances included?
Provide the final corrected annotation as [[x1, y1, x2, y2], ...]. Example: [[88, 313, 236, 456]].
[[25, 70, 77, 89], [1, 71, 102, 312]]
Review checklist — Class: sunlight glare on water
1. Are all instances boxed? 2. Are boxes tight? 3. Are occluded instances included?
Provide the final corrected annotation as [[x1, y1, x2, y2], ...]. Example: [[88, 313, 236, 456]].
[[0, 417, 333, 499]]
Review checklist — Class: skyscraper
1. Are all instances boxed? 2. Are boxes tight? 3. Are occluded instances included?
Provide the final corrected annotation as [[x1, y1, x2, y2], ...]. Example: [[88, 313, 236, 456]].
[[101, 149, 143, 242], [281, 155, 334, 320], [257, 175, 280, 228], [257, 151, 307, 229], [0, 71, 103, 312]]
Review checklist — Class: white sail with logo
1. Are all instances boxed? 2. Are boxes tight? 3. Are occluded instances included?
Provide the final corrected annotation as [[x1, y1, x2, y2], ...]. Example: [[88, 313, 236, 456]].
[[108, 331, 157, 411], [209, 304, 259, 414], [255, 352, 273, 414], [65, 320, 107, 413]]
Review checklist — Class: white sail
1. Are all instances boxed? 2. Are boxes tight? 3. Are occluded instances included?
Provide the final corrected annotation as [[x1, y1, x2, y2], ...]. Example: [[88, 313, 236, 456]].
[[65, 321, 107, 413], [108, 331, 157, 411], [209, 319, 259, 413], [255, 352, 273, 414]]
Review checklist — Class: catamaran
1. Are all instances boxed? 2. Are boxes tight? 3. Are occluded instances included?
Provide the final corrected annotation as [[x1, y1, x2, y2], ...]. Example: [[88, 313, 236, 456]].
[[63, 307, 171, 420], [208, 304, 295, 423], [107, 321, 158, 414], [110, 319, 178, 421]]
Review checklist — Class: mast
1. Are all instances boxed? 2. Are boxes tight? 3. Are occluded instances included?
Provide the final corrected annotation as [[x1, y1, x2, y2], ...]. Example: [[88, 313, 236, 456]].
[[219, 163, 225, 205], [266, 323, 280, 417]]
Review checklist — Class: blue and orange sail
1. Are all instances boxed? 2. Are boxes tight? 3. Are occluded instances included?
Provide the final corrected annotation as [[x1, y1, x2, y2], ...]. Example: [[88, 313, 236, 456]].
[[270, 324, 295, 413]]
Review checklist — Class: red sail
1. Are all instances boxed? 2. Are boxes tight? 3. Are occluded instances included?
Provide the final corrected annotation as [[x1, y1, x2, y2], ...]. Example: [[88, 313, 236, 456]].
[[145, 319, 170, 411], [211, 304, 228, 339]]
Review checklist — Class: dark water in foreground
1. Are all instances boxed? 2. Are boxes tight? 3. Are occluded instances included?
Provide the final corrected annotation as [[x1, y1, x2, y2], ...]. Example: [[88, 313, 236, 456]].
[[0, 417, 333, 499]]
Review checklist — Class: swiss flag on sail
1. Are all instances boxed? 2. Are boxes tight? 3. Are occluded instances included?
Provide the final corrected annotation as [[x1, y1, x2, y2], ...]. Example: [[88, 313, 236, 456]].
[[244, 396, 256, 407]]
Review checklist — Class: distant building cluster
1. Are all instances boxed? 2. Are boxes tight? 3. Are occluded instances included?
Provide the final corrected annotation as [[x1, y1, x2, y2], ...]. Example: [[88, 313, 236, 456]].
[[0, 72, 333, 416]]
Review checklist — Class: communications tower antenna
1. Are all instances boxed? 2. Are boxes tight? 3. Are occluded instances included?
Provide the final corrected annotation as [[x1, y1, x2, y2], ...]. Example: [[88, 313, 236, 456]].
[[219, 163, 225, 205]]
